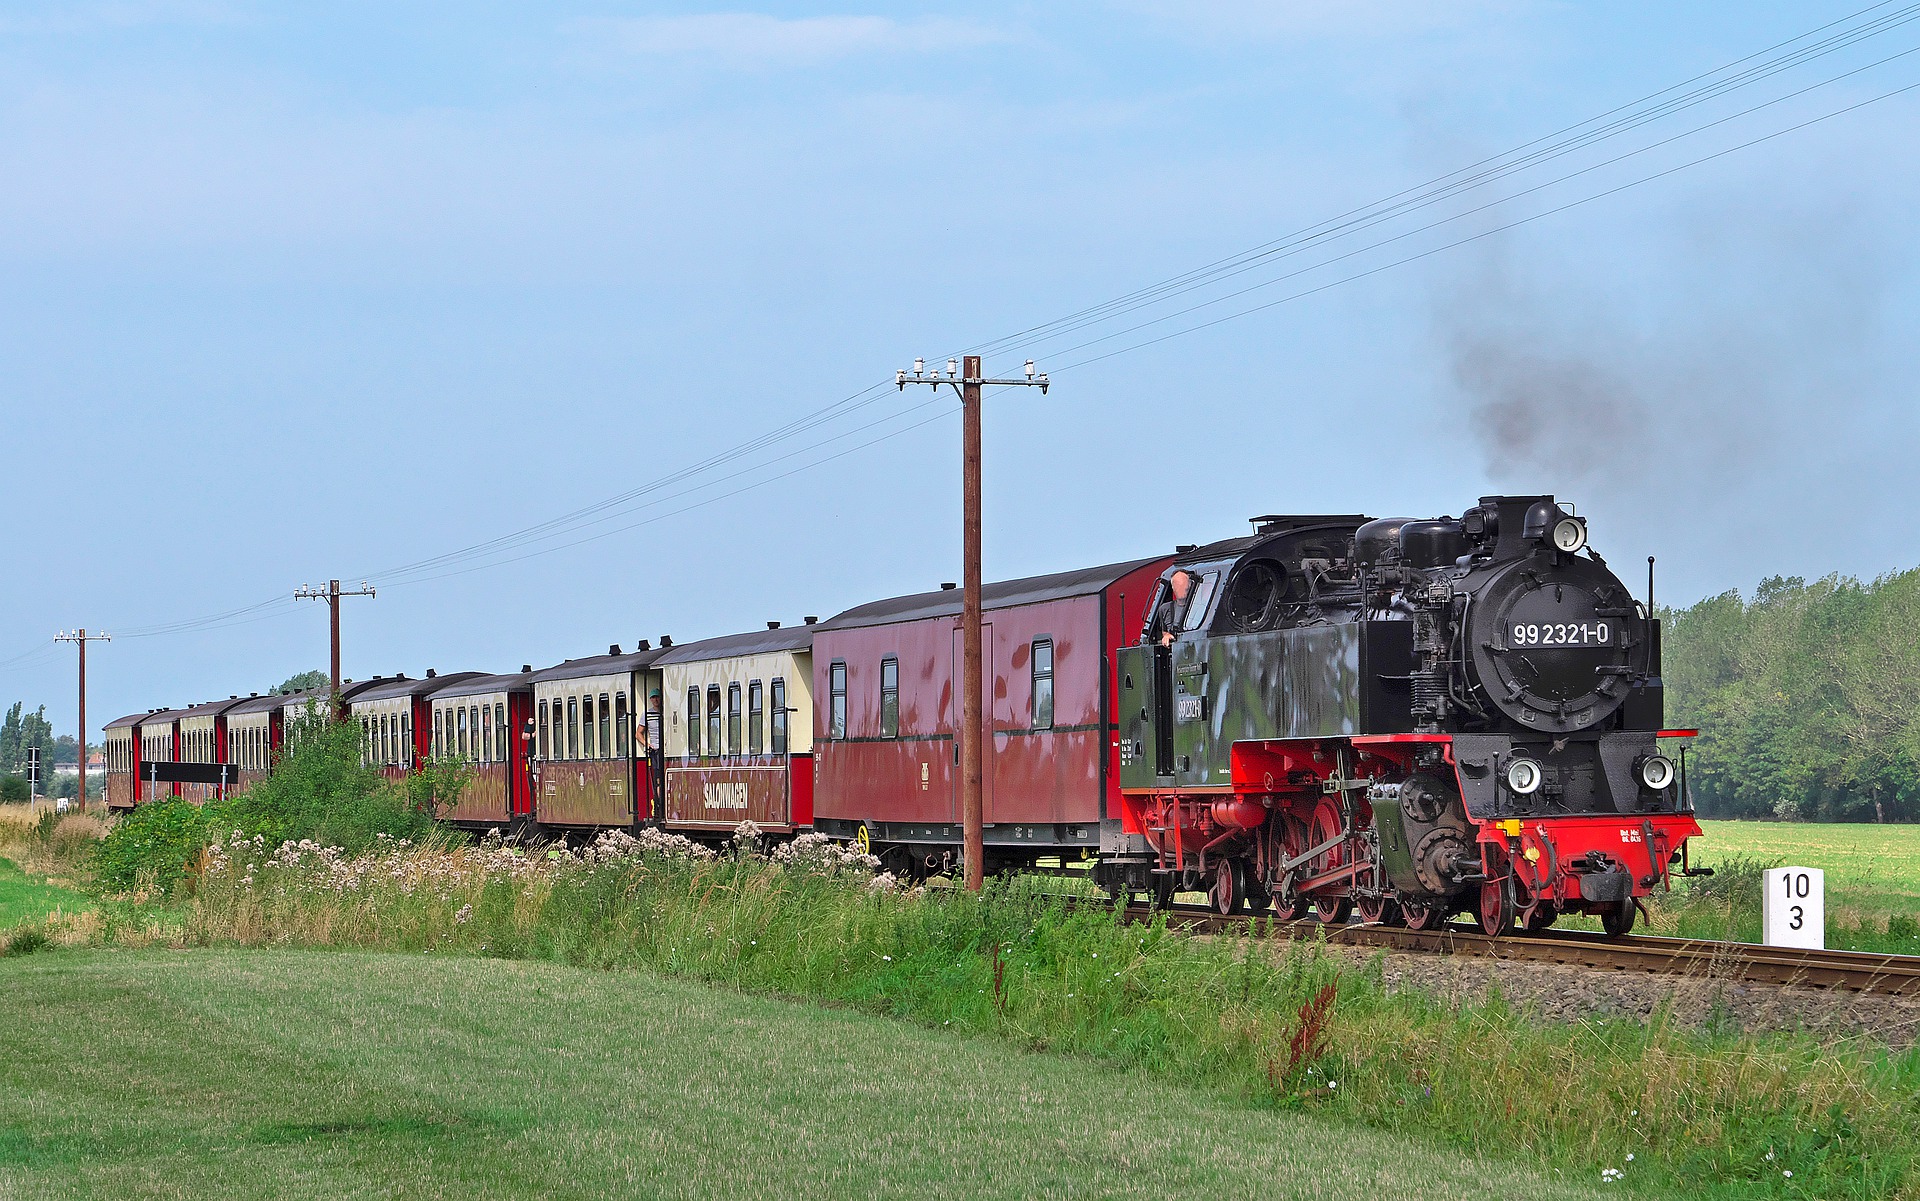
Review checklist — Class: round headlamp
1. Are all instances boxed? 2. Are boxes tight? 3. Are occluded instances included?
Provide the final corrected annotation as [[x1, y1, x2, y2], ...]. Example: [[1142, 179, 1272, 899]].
[[1550, 517, 1588, 553], [1505, 758, 1543, 795], [1638, 754, 1676, 791]]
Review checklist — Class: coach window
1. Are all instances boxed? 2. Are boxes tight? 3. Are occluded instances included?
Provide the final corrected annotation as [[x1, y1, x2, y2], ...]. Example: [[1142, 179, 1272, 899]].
[[771, 679, 788, 754], [880, 657, 899, 739], [706, 686, 722, 757], [402, 712, 413, 765], [567, 696, 580, 760], [599, 693, 611, 761], [727, 683, 742, 754], [1032, 639, 1055, 731], [686, 687, 701, 756], [613, 694, 628, 758], [456, 707, 468, 759], [582, 694, 597, 760], [830, 662, 847, 740], [477, 704, 489, 763], [535, 701, 548, 759], [494, 706, 507, 764], [748, 682, 763, 755]]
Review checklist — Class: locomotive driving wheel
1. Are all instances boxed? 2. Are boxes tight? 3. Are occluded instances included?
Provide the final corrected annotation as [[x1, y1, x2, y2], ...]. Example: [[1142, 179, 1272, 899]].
[[1401, 901, 1445, 931], [1307, 798, 1353, 925], [1210, 859, 1247, 915], [1353, 895, 1400, 926], [1476, 877, 1516, 937]]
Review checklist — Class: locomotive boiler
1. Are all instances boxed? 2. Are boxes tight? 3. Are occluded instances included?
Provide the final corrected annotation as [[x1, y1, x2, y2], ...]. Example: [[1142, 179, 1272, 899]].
[[1097, 495, 1702, 936]]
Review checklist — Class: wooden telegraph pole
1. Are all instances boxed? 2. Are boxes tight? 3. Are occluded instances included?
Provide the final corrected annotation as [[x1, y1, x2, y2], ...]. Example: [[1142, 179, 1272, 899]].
[[896, 355, 1049, 891], [294, 579, 376, 719], [53, 629, 110, 812]]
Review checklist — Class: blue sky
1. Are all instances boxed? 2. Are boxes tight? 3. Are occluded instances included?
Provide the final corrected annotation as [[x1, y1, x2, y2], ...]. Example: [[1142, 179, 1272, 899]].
[[4, 1, 1918, 737]]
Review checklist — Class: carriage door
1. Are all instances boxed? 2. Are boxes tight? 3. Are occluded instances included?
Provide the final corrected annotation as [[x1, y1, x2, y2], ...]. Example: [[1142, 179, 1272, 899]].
[[951, 623, 995, 824]]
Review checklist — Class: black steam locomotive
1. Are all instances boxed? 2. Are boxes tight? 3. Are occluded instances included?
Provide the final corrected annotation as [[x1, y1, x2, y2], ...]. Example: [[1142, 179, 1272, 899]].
[[1100, 495, 1701, 936]]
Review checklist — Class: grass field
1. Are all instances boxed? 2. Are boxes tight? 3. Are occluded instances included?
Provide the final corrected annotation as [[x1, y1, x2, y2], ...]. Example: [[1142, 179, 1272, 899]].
[[1694, 820, 1920, 913], [0, 858, 90, 928], [0, 949, 1610, 1201]]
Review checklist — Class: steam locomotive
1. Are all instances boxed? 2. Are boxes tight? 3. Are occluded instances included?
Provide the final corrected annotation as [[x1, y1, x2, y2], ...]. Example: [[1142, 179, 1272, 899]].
[[1098, 495, 1702, 936]]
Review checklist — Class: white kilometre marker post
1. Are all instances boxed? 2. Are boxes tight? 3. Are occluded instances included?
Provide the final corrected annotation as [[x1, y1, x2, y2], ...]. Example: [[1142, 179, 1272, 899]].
[[1762, 866, 1825, 949]]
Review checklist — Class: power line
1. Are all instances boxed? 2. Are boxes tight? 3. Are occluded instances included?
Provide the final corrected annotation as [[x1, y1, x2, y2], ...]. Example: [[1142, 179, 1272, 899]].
[[964, 6, 1920, 366], [1046, 72, 1920, 375], [46, 4, 1920, 653]]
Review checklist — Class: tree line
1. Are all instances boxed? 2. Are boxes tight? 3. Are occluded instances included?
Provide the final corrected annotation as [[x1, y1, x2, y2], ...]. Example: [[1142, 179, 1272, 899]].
[[1663, 569, 1920, 822]]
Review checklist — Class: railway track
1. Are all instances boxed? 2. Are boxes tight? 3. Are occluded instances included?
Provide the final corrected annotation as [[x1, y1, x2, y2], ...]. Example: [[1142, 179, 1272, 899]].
[[1116, 903, 1920, 996]]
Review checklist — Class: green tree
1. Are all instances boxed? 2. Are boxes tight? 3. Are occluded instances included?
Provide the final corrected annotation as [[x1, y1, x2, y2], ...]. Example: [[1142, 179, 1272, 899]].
[[0, 702, 56, 791], [274, 670, 330, 695]]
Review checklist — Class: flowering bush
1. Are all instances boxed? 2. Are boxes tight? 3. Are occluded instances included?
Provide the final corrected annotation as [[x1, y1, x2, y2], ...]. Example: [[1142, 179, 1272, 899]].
[[768, 832, 881, 877]]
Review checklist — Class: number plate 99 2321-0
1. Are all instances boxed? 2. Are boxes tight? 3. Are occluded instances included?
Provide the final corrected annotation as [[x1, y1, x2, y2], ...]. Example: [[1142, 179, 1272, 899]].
[[1510, 622, 1613, 647]]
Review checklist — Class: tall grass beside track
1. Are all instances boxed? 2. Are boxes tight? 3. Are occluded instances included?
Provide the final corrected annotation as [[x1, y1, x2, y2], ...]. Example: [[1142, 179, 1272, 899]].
[[142, 827, 1920, 1200]]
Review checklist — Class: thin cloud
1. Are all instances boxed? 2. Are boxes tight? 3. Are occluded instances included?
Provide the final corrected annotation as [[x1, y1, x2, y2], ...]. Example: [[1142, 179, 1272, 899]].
[[1118, 0, 1524, 41], [574, 12, 1010, 68]]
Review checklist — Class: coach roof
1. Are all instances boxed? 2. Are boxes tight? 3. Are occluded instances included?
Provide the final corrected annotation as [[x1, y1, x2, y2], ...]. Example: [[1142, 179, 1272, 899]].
[[178, 696, 251, 720], [653, 624, 814, 665], [349, 672, 487, 703], [529, 645, 668, 684], [432, 670, 537, 700], [816, 557, 1166, 632]]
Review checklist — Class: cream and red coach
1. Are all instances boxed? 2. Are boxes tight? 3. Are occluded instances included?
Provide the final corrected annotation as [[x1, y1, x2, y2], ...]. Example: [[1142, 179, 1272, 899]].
[[657, 623, 815, 837], [529, 644, 667, 829], [809, 558, 1172, 877], [175, 696, 250, 803], [102, 712, 146, 810], [350, 671, 485, 782], [224, 689, 316, 792], [430, 669, 536, 829]]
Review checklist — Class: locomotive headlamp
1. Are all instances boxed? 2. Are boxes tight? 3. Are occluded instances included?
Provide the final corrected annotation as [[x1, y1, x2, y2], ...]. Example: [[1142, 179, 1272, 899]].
[[1505, 757, 1543, 795], [1638, 754, 1676, 791], [1550, 516, 1588, 554]]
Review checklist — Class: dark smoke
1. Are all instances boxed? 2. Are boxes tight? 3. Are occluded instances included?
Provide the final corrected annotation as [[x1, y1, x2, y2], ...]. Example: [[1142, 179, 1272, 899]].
[[1435, 200, 1894, 500]]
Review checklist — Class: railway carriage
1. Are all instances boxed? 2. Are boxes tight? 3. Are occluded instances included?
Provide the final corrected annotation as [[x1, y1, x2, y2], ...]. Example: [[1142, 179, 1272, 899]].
[[810, 558, 1172, 877], [102, 712, 144, 810], [350, 672, 485, 782], [529, 644, 667, 829], [225, 690, 307, 791], [429, 669, 536, 829], [657, 623, 816, 837], [175, 696, 249, 803], [135, 708, 188, 802]]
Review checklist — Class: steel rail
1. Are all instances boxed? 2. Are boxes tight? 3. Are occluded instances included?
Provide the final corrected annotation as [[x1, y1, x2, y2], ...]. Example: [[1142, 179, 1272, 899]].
[[1105, 903, 1920, 996]]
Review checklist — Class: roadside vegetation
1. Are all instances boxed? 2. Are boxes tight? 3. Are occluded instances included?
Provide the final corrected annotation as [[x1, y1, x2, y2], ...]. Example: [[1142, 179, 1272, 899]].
[[2, 720, 1917, 1197]]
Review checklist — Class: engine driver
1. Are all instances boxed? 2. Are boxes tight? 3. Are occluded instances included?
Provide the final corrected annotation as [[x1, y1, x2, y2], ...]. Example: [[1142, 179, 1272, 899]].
[[1145, 569, 1197, 648]]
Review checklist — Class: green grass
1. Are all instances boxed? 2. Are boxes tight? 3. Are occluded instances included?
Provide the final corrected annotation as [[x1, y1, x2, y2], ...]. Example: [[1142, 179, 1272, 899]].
[[1693, 820, 1920, 915], [0, 948, 1606, 1201], [1665, 821, 1920, 952], [0, 858, 90, 928]]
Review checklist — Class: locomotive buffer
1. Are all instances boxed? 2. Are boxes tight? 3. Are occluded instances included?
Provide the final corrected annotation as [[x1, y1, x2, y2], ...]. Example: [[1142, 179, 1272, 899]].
[[895, 355, 1049, 891]]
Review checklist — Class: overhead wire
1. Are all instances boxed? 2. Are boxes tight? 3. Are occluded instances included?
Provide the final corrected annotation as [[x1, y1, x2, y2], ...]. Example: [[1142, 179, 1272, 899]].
[[57, 3, 1920, 650], [962, 2, 1920, 365], [1045, 72, 1920, 374]]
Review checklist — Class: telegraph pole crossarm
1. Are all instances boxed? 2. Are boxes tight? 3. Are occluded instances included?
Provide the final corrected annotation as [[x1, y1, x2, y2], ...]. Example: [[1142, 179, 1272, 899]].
[[294, 579, 376, 720], [894, 356, 1051, 893], [53, 629, 110, 812]]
